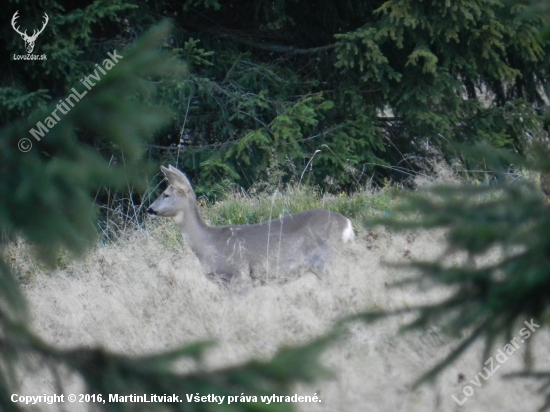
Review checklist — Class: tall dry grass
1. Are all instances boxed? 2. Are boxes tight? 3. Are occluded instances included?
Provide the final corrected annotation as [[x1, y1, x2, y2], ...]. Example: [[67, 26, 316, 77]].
[[7, 182, 550, 412]]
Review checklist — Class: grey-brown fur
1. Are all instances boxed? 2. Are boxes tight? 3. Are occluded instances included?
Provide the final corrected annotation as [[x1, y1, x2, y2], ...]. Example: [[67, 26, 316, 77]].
[[147, 165, 354, 286]]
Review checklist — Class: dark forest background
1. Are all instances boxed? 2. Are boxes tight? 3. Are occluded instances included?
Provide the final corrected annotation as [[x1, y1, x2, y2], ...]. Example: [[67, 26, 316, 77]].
[[3, 0, 549, 197]]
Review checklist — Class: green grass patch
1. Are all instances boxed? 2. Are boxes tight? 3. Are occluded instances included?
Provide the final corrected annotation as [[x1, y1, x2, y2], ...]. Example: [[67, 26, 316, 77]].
[[201, 184, 398, 229]]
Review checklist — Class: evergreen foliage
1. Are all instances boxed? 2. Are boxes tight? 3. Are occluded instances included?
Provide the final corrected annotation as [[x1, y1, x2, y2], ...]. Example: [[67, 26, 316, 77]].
[[142, 0, 548, 192], [0, 20, 331, 412], [338, 4, 550, 404], [355, 144, 550, 408], [5, 1, 545, 193]]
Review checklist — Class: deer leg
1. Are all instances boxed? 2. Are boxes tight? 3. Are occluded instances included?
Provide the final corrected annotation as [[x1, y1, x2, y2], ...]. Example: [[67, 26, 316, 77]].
[[205, 271, 234, 288], [307, 239, 331, 279]]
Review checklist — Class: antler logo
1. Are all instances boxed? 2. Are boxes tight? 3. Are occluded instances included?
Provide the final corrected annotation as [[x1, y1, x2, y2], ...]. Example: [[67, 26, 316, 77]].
[[11, 11, 49, 54]]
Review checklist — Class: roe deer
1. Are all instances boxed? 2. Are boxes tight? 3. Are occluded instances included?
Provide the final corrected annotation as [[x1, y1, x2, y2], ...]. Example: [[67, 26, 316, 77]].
[[147, 165, 354, 286]]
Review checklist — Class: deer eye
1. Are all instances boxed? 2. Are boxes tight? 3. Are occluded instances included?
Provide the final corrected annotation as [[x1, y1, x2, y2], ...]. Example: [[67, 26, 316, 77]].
[[163, 193, 170, 198]]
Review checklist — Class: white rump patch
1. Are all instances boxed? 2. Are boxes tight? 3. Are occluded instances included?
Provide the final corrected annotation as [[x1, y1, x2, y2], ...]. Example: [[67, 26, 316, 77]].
[[342, 219, 354, 244]]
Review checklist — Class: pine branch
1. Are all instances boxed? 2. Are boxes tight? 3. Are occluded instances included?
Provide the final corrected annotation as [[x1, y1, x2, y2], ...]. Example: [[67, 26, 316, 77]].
[[224, 34, 337, 54]]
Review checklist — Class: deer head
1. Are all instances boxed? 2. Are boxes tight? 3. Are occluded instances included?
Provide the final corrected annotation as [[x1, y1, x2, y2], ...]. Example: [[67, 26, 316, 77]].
[[12, 11, 49, 54], [147, 166, 197, 218]]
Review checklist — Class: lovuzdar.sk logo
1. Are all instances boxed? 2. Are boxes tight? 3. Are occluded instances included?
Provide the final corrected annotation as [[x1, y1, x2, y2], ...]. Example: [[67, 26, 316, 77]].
[[11, 10, 48, 60]]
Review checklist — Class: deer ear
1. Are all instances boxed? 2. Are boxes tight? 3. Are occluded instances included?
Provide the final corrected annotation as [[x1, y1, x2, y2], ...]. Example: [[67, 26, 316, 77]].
[[161, 165, 193, 193]]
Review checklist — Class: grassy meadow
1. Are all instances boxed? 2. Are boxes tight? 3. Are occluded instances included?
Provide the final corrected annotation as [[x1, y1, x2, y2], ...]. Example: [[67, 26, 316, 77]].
[[5, 173, 550, 412]]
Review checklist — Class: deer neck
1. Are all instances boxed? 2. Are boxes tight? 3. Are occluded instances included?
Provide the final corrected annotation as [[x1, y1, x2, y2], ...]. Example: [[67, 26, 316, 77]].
[[173, 203, 213, 258]]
